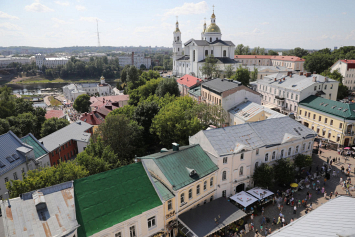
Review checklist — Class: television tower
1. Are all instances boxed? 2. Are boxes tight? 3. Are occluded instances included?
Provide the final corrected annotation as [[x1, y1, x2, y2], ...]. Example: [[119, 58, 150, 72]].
[[96, 19, 101, 47]]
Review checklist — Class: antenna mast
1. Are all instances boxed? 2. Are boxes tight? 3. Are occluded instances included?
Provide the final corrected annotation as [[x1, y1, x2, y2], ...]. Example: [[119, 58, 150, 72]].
[[96, 19, 101, 47]]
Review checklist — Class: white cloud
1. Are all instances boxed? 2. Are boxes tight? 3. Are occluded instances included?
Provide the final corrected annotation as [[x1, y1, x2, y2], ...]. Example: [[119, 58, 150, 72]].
[[76, 5, 86, 11], [342, 12, 347, 15], [0, 22, 22, 30], [0, 11, 19, 20], [25, 1, 54, 12], [80, 17, 104, 23], [134, 26, 157, 33], [52, 17, 70, 24], [345, 29, 355, 40], [163, 1, 208, 17], [261, 22, 269, 25], [54, 1, 70, 6]]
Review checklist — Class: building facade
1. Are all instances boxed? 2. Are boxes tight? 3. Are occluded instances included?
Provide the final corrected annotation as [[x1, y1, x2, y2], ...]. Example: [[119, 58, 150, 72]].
[[0, 57, 34, 68], [256, 72, 339, 115], [118, 52, 152, 69], [177, 74, 202, 96], [244, 65, 290, 80], [35, 53, 69, 69], [189, 116, 316, 198], [235, 55, 305, 71], [330, 59, 355, 90], [20, 133, 50, 168], [297, 95, 355, 147], [173, 10, 237, 78]]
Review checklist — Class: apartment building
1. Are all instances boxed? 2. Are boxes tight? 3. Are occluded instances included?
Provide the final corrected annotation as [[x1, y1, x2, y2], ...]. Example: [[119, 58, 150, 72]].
[[330, 59, 355, 90]]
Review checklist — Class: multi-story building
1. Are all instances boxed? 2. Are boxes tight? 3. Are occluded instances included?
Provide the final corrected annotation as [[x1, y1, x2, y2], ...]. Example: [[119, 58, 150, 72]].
[[1, 181, 79, 237], [118, 52, 152, 69], [0, 56, 34, 68], [20, 133, 50, 168], [235, 55, 305, 71], [297, 95, 355, 147], [35, 53, 69, 69], [173, 10, 238, 78], [177, 74, 202, 96], [74, 163, 165, 237], [189, 116, 316, 198], [330, 59, 355, 90], [256, 71, 339, 115], [244, 65, 290, 80], [39, 121, 93, 166]]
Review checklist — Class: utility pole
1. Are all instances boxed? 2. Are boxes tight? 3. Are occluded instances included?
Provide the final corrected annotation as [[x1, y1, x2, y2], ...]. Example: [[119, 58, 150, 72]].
[[96, 19, 101, 47]]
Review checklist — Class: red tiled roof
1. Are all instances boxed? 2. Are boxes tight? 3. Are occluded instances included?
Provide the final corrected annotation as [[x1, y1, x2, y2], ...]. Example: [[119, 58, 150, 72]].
[[234, 55, 272, 59], [234, 55, 304, 62], [340, 60, 355, 64], [80, 111, 104, 125], [45, 110, 65, 119], [270, 55, 305, 62], [90, 95, 129, 107], [177, 74, 202, 88]]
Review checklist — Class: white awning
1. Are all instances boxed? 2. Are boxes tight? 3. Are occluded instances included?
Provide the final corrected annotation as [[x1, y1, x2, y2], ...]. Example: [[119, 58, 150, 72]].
[[247, 187, 274, 199], [230, 191, 258, 207]]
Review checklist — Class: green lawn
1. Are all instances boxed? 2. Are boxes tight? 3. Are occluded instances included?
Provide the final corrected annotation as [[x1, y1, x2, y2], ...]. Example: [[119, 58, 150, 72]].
[[48, 96, 62, 106]]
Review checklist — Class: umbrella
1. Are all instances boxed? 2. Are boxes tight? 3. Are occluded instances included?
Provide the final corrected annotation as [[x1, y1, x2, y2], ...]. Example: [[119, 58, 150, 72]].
[[344, 147, 351, 150], [290, 183, 298, 188]]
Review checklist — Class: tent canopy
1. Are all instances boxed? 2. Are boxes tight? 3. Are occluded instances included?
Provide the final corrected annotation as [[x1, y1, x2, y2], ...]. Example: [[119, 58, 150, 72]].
[[178, 198, 247, 237], [247, 187, 274, 199], [230, 191, 258, 207]]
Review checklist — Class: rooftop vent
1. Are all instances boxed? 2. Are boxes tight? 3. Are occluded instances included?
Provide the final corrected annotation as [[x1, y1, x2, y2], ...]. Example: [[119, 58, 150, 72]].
[[172, 142, 179, 151], [343, 109, 348, 112], [33, 191, 47, 211], [186, 167, 197, 177], [332, 106, 336, 109], [160, 148, 168, 153], [320, 103, 324, 105], [338, 108, 342, 110], [324, 104, 328, 107], [292, 85, 297, 87], [293, 128, 301, 135]]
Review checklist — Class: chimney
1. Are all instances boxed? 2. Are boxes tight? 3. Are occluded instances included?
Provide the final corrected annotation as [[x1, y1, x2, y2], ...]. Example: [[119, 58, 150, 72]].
[[85, 112, 87, 116], [244, 97, 248, 103], [305, 72, 311, 77], [33, 191, 47, 211], [325, 77, 329, 82], [274, 78, 277, 81], [283, 77, 286, 81], [313, 76, 317, 82], [287, 71, 292, 77], [172, 142, 179, 151], [299, 71, 303, 76]]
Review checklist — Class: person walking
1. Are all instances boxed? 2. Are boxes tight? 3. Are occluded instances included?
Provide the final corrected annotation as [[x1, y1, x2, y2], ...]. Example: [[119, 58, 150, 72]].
[[277, 216, 281, 225], [329, 192, 333, 199], [335, 191, 338, 197], [293, 205, 297, 214], [309, 193, 312, 200], [280, 204, 283, 212], [298, 199, 301, 207], [324, 191, 327, 198], [272, 217, 276, 226], [251, 214, 254, 223], [321, 186, 325, 194], [272, 196, 275, 206]]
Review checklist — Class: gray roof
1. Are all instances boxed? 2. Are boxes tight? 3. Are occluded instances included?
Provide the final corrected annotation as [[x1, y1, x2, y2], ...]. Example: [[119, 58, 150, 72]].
[[200, 116, 316, 156], [1, 181, 79, 237], [244, 65, 289, 72], [0, 131, 31, 176], [178, 198, 246, 237], [268, 196, 355, 237], [184, 39, 235, 47], [202, 78, 240, 94], [39, 121, 93, 152], [229, 101, 285, 121], [257, 73, 338, 91], [177, 55, 190, 61]]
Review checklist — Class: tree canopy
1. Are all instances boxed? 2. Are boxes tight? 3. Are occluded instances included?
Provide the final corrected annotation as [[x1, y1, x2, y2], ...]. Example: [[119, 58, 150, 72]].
[[155, 78, 180, 98], [200, 55, 218, 78], [41, 117, 70, 138], [232, 65, 250, 86], [273, 158, 295, 186], [252, 163, 274, 189], [73, 94, 91, 113], [294, 154, 313, 172]]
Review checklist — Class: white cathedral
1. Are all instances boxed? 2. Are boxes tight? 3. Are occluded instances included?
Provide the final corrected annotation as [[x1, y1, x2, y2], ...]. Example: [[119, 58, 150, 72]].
[[172, 9, 238, 78]]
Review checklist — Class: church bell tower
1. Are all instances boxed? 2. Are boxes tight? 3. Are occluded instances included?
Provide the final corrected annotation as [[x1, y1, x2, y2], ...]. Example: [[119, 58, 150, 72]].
[[173, 16, 182, 76]]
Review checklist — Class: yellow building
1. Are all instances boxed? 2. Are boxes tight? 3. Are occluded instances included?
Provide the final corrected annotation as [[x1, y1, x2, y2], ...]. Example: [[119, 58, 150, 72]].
[[297, 95, 355, 146]]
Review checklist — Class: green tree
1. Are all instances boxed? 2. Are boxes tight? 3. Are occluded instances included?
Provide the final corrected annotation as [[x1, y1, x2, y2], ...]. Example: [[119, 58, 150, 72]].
[[293, 47, 309, 58], [250, 67, 258, 81], [108, 104, 136, 120], [232, 65, 250, 86], [73, 94, 91, 113], [7, 113, 37, 138], [224, 65, 234, 78], [6, 160, 89, 198], [0, 86, 16, 119], [155, 78, 180, 98], [294, 154, 313, 173], [321, 69, 348, 100], [0, 119, 10, 135], [253, 163, 274, 189], [191, 102, 228, 127], [151, 96, 203, 147], [200, 55, 218, 78], [235, 44, 245, 55], [128, 77, 163, 106], [304, 52, 334, 74], [140, 64, 147, 70], [133, 101, 160, 143], [268, 50, 278, 55], [273, 158, 295, 186], [41, 117, 70, 138], [337, 84, 349, 100]]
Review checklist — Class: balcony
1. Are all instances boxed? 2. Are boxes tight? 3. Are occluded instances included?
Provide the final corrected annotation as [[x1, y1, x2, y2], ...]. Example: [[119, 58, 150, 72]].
[[344, 131, 355, 136], [275, 95, 285, 100]]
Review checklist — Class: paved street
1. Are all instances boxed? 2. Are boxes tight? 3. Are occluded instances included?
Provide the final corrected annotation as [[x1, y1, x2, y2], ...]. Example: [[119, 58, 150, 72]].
[[242, 142, 355, 236]]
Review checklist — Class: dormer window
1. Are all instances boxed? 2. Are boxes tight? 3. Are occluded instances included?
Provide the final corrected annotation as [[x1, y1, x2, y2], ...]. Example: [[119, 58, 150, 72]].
[[186, 167, 197, 177]]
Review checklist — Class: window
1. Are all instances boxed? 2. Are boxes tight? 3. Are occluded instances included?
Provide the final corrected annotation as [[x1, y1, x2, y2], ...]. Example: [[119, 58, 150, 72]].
[[325, 85, 327, 90], [255, 162, 259, 169], [210, 196, 214, 202], [272, 151, 276, 159], [308, 113, 311, 118], [305, 111, 307, 117], [256, 148, 259, 155], [211, 50, 213, 55], [288, 147, 292, 156], [300, 110, 302, 115], [197, 185, 200, 195], [223, 157, 227, 164], [337, 136, 340, 142], [4, 177, 8, 183], [308, 142, 311, 150], [328, 132, 331, 138], [168, 200, 172, 210], [281, 150, 284, 158], [296, 95, 298, 100], [291, 93, 293, 99], [210, 37, 212, 42], [339, 123, 343, 129], [13, 172, 18, 180], [287, 92, 289, 98], [148, 216, 156, 229], [205, 50, 208, 56], [210, 177, 214, 187], [295, 146, 299, 154], [130, 226, 136, 237], [331, 84, 333, 89], [240, 153, 244, 160], [189, 189, 192, 199], [290, 105, 293, 111], [222, 190, 226, 198], [330, 120, 333, 125], [193, 50, 195, 61], [21, 168, 25, 173], [302, 143, 305, 151], [322, 130, 326, 136], [223, 50, 226, 57], [313, 114, 316, 120], [180, 193, 185, 204], [204, 181, 207, 191], [115, 233, 122, 237], [314, 86, 317, 91], [239, 166, 243, 176], [319, 116, 322, 122], [265, 153, 269, 162], [222, 171, 227, 181], [325, 118, 328, 124]]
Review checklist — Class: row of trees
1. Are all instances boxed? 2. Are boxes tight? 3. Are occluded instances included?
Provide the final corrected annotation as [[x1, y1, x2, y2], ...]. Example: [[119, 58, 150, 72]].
[[234, 44, 279, 56]]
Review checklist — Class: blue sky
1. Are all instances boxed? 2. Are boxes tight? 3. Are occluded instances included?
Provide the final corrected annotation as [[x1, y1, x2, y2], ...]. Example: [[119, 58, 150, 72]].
[[0, 0, 355, 49]]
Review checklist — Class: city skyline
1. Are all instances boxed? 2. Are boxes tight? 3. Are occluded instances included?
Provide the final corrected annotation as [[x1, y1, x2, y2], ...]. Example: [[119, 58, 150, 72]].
[[0, 0, 355, 49]]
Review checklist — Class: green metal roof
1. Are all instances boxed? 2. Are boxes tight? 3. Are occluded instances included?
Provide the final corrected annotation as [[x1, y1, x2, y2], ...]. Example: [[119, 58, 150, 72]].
[[141, 144, 219, 191], [299, 95, 355, 120], [74, 163, 162, 237], [20, 133, 48, 159], [152, 177, 175, 201], [189, 86, 201, 97]]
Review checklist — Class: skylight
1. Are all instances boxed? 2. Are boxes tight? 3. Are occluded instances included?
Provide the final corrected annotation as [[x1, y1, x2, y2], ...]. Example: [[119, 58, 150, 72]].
[[0, 161, 5, 168], [6, 156, 15, 163], [12, 154, 20, 160]]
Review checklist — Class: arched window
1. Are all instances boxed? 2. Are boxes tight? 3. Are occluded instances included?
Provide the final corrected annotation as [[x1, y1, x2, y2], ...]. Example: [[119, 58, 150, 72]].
[[255, 162, 259, 169], [272, 151, 276, 160], [204, 181, 207, 191], [210, 37, 212, 42], [302, 143, 305, 151], [280, 150, 284, 158], [295, 146, 299, 154], [188, 189, 192, 199], [193, 50, 196, 62], [181, 193, 185, 203], [216, 37, 218, 40], [177, 36, 179, 41], [265, 153, 269, 162], [223, 50, 226, 57], [308, 142, 311, 149], [196, 185, 200, 195], [205, 50, 208, 56], [288, 147, 292, 156], [239, 166, 243, 176], [222, 171, 227, 180], [210, 177, 213, 187]]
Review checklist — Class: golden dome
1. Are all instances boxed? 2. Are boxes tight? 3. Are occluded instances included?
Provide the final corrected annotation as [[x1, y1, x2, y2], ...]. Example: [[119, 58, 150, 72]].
[[174, 28, 180, 33], [211, 13, 215, 18], [205, 23, 221, 33]]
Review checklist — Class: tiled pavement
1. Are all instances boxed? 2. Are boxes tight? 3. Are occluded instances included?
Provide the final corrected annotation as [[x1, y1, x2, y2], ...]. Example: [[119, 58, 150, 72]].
[[242, 143, 355, 236]]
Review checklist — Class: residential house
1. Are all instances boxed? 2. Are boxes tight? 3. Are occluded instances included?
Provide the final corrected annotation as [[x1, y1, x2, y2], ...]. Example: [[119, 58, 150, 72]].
[[235, 55, 305, 71], [45, 110, 67, 120], [79, 111, 105, 132], [1, 181, 79, 237], [330, 59, 355, 90], [177, 74, 202, 96], [90, 95, 129, 114], [74, 163, 165, 237], [189, 116, 316, 198], [256, 71, 339, 115], [39, 121, 93, 166], [20, 133, 50, 167], [297, 95, 355, 147]]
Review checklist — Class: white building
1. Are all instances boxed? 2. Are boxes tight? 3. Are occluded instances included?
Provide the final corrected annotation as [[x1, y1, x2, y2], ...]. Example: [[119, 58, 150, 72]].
[[189, 116, 316, 198], [35, 53, 69, 69], [63, 76, 112, 101], [0, 57, 34, 68], [235, 55, 305, 71], [245, 65, 290, 80], [256, 71, 339, 115], [118, 52, 152, 69], [330, 59, 355, 90], [173, 10, 238, 78]]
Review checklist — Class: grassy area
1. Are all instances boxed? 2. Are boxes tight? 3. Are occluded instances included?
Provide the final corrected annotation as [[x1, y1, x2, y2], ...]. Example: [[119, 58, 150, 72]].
[[7, 76, 119, 85], [48, 96, 62, 106]]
